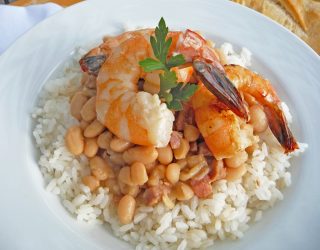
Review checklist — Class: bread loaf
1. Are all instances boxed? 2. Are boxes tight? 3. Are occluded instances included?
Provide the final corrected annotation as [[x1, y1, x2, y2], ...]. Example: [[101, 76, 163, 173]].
[[306, 1, 320, 53], [232, 0, 320, 53]]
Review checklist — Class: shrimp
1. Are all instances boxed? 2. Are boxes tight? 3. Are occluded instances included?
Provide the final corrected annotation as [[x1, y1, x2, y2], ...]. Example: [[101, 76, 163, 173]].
[[79, 27, 297, 156], [78, 29, 219, 147], [93, 30, 175, 147], [191, 81, 254, 160], [224, 64, 299, 153], [192, 60, 298, 155]]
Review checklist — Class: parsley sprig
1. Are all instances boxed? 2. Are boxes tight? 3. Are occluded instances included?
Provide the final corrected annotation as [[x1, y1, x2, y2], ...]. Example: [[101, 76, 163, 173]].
[[139, 18, 198, 111]]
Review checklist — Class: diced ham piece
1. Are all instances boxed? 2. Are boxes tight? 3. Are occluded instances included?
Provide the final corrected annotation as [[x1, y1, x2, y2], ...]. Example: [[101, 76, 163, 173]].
[[190, 176, 213, 198], [175, 111, 186, 131], [175, 104, 196, 131], [170, 131, 182, 149], [143, 186, 162, 206], [190, 160, 227, 198], [198, 142, 212, 156], [189, 141, 198, 152], [143, 185, 171, 206], [185, 105, 195, 125], [209, 160, 227, 183]]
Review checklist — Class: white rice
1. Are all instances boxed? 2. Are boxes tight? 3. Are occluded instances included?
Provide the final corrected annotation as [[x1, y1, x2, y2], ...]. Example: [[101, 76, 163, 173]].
[[32, 45, 307, 249], [220, 43, 252, 68]]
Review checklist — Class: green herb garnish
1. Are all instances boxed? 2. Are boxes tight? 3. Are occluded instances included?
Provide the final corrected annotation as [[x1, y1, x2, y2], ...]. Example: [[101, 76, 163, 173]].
[[139, 17, 198, 111]]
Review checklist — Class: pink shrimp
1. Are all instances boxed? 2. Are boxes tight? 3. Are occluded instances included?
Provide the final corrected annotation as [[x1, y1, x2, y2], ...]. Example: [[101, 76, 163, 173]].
[[78, 29, 221, 147]]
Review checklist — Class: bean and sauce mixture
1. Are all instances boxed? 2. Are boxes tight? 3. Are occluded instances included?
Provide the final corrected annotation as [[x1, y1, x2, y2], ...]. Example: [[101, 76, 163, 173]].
[[64, 72, 257, 224]]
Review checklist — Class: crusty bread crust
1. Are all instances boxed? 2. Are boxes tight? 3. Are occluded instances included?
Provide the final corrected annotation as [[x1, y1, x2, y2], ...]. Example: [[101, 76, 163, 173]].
[[278, 0, 307, 31], [232, 0, 320, 53]]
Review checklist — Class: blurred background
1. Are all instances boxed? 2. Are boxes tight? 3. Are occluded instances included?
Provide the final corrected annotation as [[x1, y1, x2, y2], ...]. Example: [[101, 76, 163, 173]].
[[0, 0, 319, 53]]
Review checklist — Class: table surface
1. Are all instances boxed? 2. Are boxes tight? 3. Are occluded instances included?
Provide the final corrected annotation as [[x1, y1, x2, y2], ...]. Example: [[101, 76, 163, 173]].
[[11, 0, 81, 6]]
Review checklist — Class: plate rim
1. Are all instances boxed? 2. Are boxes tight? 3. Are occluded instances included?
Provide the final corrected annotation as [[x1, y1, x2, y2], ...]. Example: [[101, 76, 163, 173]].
[[0, 0, 319, 250]]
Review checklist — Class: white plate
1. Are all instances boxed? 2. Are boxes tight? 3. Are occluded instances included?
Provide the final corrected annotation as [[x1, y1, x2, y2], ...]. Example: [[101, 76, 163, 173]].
[[0, 0, 319, 249]]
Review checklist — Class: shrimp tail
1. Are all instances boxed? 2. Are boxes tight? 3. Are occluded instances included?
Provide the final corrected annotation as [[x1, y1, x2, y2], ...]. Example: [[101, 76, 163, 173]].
[[264, 106, 299, 153], [193, 59, 249, 120], [79, 47, 107, 76], [79, 55, 107, 76]]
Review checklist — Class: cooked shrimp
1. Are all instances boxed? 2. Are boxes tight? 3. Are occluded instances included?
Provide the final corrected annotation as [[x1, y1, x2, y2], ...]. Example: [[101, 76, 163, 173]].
[[173, 32, 297, 157], [168, 30, 255, 159], [169, 31, 255, 159], [192, 60, 298, 155], [79, 29, 222, 147], [94, 31, 175, 147], [191, 81, 254, 160], [224, 64, 298, 153], [174, 29, 224, 71]]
